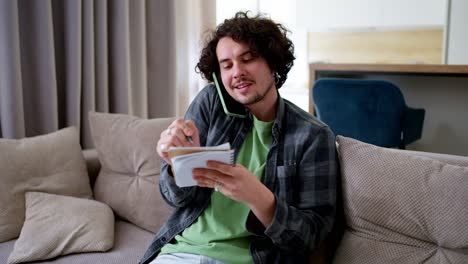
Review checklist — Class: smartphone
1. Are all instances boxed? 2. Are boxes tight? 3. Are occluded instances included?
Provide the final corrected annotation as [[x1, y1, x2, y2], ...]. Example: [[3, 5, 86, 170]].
[[212, 72, 247, 118]]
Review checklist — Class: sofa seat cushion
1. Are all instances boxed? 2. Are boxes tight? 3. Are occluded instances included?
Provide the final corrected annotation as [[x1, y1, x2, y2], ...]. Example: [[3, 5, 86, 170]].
[[334, 136, 468, 264], [0, 220, 153, 264]]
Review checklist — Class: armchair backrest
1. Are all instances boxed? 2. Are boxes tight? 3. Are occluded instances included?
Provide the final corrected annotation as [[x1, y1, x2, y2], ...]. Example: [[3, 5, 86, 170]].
[[313, 78, 411, 148]]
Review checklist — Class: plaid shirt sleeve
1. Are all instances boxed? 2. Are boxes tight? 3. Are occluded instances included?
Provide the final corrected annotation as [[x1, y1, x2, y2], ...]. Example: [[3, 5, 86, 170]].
[[159, 88, 214, 208]]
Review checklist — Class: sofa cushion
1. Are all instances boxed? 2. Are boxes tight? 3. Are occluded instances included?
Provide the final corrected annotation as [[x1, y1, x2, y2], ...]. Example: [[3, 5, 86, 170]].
[[89, 111, 174, 232], [0, 220, 152, 264], [334, 136, 468, 264], [7, 192, 114, 264], [0, 127, 93, 242]]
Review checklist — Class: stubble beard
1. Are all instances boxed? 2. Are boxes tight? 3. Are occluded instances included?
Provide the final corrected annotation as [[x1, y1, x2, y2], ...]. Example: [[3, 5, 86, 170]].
[[243, 79, 275, 106]]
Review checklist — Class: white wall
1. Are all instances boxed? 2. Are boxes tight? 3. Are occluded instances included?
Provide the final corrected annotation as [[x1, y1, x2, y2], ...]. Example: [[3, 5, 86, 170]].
[[446, 0, 468, 64], [296, 0, 447, 31], [216, 0, 258, 25]]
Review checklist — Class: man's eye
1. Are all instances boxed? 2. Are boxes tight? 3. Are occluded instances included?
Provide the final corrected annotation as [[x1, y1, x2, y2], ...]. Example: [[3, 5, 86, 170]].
[[242, 57, 253, 62], [221, 64, 232, 69]]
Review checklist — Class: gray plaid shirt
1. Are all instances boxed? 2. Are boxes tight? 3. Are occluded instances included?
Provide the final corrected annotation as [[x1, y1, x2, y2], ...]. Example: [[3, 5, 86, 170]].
[[141, 85, 338, 264]]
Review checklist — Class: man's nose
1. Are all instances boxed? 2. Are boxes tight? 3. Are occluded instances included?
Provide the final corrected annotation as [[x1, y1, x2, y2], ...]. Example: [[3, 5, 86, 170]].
[[233, 63, 246, 79]]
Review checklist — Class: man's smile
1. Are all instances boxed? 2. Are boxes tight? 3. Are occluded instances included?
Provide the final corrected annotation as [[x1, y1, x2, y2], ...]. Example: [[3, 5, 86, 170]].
[[233, 81, 254, 93]]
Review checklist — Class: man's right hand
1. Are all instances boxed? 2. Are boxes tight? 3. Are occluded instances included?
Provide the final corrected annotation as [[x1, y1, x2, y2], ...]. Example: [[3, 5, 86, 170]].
[[157, 118, 200, 165]]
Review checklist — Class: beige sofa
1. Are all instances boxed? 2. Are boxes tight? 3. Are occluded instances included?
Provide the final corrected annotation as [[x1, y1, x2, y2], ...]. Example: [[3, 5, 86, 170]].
[[1, 114, 467, 264], [321, 137, 468, 264]]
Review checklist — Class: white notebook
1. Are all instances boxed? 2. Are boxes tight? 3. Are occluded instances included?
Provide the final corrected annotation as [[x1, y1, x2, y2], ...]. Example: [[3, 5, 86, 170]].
[[168, 143, 235, 187]]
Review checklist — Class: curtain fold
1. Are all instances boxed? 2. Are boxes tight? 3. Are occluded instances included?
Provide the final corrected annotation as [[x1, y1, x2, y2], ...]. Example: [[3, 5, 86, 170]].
[[0, 0, 25, 138], [173, 0, 216, 115], [81, 0, 96, 147], [19, 0, 60, 136], [95, 0, 110, 114], [64, 0, 83, 138], [146, 0, 176, 118], [0, 0, 214, 148]]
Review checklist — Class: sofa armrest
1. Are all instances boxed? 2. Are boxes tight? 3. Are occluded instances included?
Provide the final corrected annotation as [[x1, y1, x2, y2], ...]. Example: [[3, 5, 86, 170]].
[[83, 149, 101, 188]]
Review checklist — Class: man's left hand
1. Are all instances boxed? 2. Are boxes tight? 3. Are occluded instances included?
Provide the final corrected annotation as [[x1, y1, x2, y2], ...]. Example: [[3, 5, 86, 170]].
[[192, 161, 276, 227]]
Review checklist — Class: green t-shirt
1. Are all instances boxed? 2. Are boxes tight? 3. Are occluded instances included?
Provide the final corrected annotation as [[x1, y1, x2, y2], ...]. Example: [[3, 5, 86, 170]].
[[160, 117, 273, 264]]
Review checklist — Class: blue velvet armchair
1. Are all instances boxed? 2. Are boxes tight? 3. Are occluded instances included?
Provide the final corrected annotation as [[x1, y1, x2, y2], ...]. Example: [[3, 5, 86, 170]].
[[313, 78, 425, 148]]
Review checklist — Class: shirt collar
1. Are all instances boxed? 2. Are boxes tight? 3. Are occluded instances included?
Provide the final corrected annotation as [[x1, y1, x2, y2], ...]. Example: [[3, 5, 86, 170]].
[[273, 93, 285, 134]]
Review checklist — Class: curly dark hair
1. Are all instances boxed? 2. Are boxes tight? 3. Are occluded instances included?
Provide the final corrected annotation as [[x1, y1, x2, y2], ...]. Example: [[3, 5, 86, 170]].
[[196, 11, 295, 89]]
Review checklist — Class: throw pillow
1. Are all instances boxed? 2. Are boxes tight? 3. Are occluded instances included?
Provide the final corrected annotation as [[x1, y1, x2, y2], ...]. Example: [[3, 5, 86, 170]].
[[7, 192, 114, 264], [0, 127, 92, 242], [334, 136, 468, 264], [88, 111, 174, 232]]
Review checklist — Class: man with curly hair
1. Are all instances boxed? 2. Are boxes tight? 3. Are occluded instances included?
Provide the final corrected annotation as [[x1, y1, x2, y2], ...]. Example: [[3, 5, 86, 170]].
[[141, 11, 339, 264]]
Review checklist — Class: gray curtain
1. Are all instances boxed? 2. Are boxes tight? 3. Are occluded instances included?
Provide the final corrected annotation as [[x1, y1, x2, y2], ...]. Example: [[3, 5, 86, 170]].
[[0, 0, 177, 148]]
